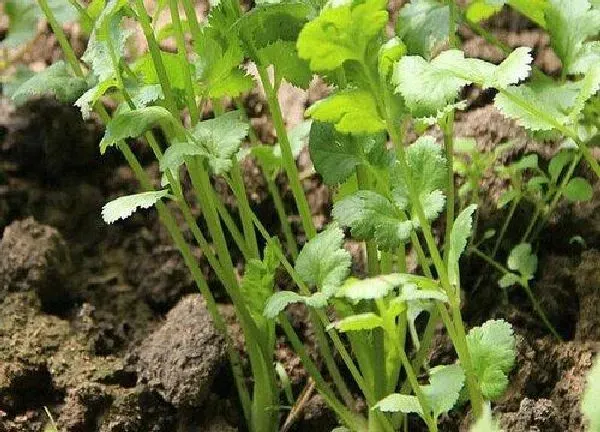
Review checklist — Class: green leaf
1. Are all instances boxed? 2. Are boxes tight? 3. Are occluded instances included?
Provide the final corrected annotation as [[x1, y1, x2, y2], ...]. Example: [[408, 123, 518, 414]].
[[467, 320, 516, 400], [582, 355, 600, 431], [160, 139, 209, 174], [564, 177, 594, 201], [374, 364, 465, 420], [378, 37, 407, 76], [549, 150, 574, 182], [306, 90, 386, 134], [101, 190, 169, 224], [545, 0, 600, 74], [75, 79, 118, 120], [331, 313, 384, 332], [191, 111, 250, 175], [447, 203, 477, 287], [399, 283, 449, 303], [11, 62, 90, 106], [396, 0, 450, 59], [134, 51, 196, 92], [425, 364, 465, 418], [263, 290, 328, 318], [466, 0, 546, 27], [336, 274, 409, 301], [241, 240, 281, 329], [507, 243, 537, 279], [295, 224, 352, 295], [471, 405, 504, 432], [258, 40, 313, 88], [253, 120, 311, 178], [333, 190, 413, 251], [236, 3, 311, 51], [308, 122, 388, 185], [498, 272, 521, 288], [391, 136, 447, 224], [394, 47, 532, 117], [297, 0, 388, 71], [99, 106, 175, 154], [494, 79, 581, 132], [83, 1, 133, 82], [374, 394, 423, 415]]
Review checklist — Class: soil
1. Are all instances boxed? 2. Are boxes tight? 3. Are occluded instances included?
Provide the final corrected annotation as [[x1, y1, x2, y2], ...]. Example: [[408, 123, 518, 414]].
[[2, 4, 600, 432]]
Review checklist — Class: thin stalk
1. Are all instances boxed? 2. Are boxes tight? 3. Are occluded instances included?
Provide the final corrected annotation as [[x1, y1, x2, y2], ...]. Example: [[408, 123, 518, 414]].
[[255, 61, 317, 239], [492, 196, 520, 257], [229, 160, 260, 259], [65, 0, 94, 29], [386, 113, 484, 418], [180, 0, 203, 45], [357, 165, 380, 276], [447, 0, 458, 48], [442, 112, 455, 264], [279, 318, 369, 432], [36, 0, 83, 76], [530, 154, 582, 241], [521, 206, 541, 243], [265, 175, 299, 259], [471, 248, 562, 340], [251, 214, 357, 407], [132, 0, 179, 115], [213, 195, 253, 261], [168, 0, 200, 124]]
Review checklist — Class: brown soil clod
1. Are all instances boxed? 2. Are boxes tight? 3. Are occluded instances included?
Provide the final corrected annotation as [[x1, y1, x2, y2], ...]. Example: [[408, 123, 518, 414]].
[[136, 294, 227, 409]]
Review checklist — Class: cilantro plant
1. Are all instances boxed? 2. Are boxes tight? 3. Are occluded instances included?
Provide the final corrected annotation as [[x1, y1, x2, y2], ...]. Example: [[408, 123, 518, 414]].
[[13, 0, 600, 430]]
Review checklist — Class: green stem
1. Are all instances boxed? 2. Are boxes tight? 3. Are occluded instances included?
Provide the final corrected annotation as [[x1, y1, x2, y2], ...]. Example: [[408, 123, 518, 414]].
[[255, 62, 316, 239], [168, 0, 200, 124], [251, 214, 355, 407], [36, 0, 83, 76], [230, 159, 260, 259], [442, 112, 455, 264], [180, 0, 203, 47], [521, 206, 541, 243], [279, 317, 368, 432], [447, 0, 458, 48], [213, 195, 253, 261], [492, 196, 520, 257], [357, 165, 380, 276], [265, 175, 299, 259], [530, 154, 581, 241], [132, 0, 179, 115]]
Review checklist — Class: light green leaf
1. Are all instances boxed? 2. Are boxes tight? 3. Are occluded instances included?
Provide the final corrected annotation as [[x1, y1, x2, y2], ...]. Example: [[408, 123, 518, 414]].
[[471, 405, 504, 432], [336, 274, 409, 301], [75, 79, 118, 120], [498, 272, 521, 288], [331, 313, 384, 332], [466, 0, 546, 27], [425, 364, 465, 418], [134, 51, 196, 92], [160, 140, 209, 174], [394, 47, 532, 117], [99, 106, 175, 154], [507, 243, 537, 279], [545, 0, 600, 74], [467, 319, 516, 400], [396, 0, 450, 59], [582, 355, 600, 431], [392, 136, 447, 224], [333, 190, 413, 251], [571, 42, 600, 75], [241, 241, 281, 329], [374, 394, 423, 415], [448, 204, 478, 287], [564, 177, 594, 201], [11, 61, 90, 106], [375, 364, 465, 420], [399, 283, 449, 303], [306, 90, 386, 134], [263, 290, 329, 318], [378, 37, 407, 76], [295, 224, 352, 295], [308, 122, 388, 185], [101, 190, 169, 224], [192, 111, 250, 175], [494, 79, 581, 131], [549, 151, 574, 182], [258, 40, 313, 88], [297, 0, 388, 71]]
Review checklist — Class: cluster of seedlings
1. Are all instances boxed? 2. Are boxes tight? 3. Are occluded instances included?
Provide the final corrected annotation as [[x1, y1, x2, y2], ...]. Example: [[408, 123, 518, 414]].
[[5, 0, 600, 430]]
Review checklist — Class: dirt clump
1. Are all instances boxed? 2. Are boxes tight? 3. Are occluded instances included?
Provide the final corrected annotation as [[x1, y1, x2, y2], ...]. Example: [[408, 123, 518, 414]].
[[137, 294, 227, 408], [0, 217, 72, 313]]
